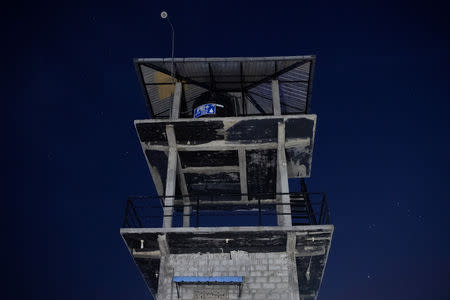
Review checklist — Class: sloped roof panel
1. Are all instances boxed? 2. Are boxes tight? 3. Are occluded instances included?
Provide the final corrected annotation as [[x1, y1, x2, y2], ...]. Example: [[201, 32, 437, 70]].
[[135, 56, 315, 118]]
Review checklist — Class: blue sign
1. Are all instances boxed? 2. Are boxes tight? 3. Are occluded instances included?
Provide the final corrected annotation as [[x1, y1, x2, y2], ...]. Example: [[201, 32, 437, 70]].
[[194, 103, 216, 118]]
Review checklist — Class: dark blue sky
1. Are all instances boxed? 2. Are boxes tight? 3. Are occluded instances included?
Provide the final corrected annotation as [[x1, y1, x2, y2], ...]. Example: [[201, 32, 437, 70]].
[[5, 0, 450, 299]]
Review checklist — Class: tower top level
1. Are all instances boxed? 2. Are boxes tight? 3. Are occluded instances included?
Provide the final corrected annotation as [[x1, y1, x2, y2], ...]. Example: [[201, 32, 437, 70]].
[[134, 56, 316, 118]]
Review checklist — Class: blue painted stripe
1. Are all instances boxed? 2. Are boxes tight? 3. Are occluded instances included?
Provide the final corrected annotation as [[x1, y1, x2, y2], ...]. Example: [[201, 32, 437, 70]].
[[173, 276, 243, 283]]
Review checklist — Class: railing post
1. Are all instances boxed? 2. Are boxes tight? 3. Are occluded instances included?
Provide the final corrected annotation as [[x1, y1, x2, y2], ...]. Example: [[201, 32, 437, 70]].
[[129, 199, 143, 228], [196, 196, 200, 227], [301, 179, 317, 225], [319, 193, 325, 224], [324, 194, 330, 224], [123, 200, 130, 228], [258, 198, 262, 226]]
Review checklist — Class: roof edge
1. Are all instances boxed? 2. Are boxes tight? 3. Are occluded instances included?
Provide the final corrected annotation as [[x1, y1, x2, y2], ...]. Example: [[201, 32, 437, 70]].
[[134, 55, 316, 63]]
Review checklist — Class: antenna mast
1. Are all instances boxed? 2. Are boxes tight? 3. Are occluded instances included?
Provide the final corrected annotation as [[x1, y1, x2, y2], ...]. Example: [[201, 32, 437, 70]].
[[161, 11, 175, 84]]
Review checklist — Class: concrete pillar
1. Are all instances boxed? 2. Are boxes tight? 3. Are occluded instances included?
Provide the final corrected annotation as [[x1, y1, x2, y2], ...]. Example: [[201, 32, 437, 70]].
[[272, 80, 281, 116], [170, 82, 182, 119], [276, 122, 292, 227], [163, 146, 177, 228], [238, 148, 248, 201], [287, 232, 300, 300]]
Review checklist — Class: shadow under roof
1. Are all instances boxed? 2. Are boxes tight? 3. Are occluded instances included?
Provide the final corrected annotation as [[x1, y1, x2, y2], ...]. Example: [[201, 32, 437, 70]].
[[134, 56, 316, 118]]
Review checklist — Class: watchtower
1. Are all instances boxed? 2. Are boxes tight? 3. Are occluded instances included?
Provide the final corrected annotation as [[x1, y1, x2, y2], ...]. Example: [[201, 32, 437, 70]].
[[121, 56, 333, 300]]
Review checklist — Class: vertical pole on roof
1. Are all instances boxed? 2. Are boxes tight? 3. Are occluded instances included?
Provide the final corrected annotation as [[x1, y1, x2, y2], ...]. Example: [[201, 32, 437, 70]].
[[167, 18, 175, 84], [160, 11, 175, 84], [272, 80, 281, 116]]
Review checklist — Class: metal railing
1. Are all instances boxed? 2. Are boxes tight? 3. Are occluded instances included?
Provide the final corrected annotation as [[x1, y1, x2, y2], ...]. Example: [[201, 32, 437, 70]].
[[122, 192, 330, 228]]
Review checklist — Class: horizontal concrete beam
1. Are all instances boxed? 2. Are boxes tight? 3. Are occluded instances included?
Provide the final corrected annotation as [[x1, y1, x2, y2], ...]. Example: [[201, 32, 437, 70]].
[[180, 166, 239, 174], [296, 246, 326, 257], [140, 139, 311, 152], [121, 225, 334, 235], [135, 114, 317, 125], [132, 249, 161, 259]]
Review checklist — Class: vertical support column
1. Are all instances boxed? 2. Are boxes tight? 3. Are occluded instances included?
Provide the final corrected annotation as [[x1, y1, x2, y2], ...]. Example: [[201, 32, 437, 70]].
[[238, 148, 248, 201], [157, 234, 173, 300], [273, 78, 283, 221], [177, 154, 191, 227], [170, 82, 182, 119], [157, 234, 170, 256], [276, 122, 292, 226], [163, 125, 177, 228], [287, 232, 300, 300], [272, 79, 281, 116], [168, 90, 192, 227], [182, 201, 191, 227]]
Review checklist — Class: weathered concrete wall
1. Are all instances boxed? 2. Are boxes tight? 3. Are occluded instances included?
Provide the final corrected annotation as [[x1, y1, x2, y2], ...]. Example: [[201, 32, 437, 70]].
[[157, 251, 298, 300]]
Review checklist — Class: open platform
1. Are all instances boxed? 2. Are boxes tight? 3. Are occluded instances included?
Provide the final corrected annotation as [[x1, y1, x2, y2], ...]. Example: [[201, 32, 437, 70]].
[[136, 115, 316, 198]]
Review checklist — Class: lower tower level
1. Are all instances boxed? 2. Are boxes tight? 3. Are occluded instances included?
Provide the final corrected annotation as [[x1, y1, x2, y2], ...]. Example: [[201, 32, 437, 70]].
[[122, 225, 332, 300]]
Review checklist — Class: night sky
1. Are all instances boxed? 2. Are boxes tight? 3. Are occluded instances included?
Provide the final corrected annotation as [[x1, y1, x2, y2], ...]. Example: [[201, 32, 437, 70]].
[[5, 0, 450, 299]]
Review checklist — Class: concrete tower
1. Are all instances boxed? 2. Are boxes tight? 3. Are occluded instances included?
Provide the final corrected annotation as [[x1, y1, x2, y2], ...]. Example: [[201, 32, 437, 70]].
[[121, 56, 333, 300]]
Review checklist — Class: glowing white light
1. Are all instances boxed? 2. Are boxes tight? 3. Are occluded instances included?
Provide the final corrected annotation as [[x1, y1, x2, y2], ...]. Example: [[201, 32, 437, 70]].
[[160, 11, 168, 19]]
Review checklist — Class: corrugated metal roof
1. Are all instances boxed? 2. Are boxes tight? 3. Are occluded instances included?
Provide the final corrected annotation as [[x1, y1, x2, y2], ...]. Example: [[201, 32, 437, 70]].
[[135, 56, 315, 118]]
